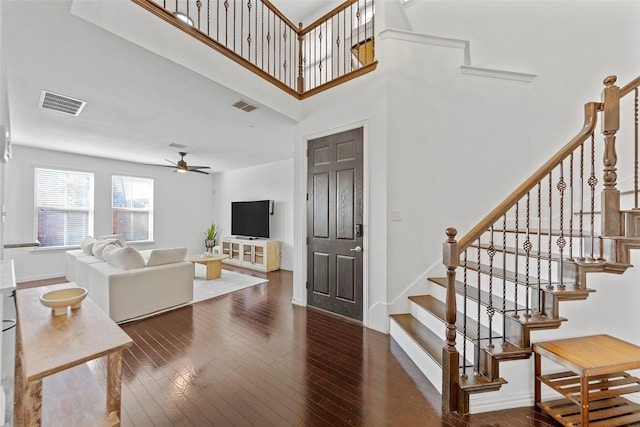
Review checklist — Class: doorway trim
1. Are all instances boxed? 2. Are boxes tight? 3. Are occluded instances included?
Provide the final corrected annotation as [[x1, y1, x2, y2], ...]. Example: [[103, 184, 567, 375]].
[[295, 120, 369, 328]]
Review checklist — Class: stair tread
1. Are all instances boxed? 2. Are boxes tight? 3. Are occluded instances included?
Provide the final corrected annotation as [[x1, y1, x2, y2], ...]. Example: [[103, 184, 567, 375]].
[[458, 373, 507, 392], [507, 312, 566, 328], [409, 295, 501, 341], [387, 316, 511, 394], [429, 277, 528, 314], [390, 313, 444, 367], [477, 339, 532, 360]]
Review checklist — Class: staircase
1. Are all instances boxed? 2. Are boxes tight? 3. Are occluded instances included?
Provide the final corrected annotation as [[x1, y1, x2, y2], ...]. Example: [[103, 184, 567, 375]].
[[390, 74, 640, 415]]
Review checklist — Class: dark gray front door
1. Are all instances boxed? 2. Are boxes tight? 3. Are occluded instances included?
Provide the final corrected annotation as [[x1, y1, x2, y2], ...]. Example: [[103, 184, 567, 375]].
[[307, 127, 363, 321]]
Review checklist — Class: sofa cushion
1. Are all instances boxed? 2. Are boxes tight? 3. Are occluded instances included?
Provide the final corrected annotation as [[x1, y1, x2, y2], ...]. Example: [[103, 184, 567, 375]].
[[101, 244, 120, 261], [80, 236, 96, 254], [105, 247, 146, 270], [146, 247, 187, 267], [97, 234, 127, 247], [92, 239, 124, 259]]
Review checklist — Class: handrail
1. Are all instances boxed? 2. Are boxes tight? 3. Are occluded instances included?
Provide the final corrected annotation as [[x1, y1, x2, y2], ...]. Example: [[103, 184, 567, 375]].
[[458, 101, 601, 251], [621, 76, 640, 98], [131, 0, 377, 98], [301, 0, 361, 36]]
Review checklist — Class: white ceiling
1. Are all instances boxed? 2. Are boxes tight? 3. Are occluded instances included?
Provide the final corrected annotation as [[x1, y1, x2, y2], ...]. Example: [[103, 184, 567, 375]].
[[2, 0, 342, 173]]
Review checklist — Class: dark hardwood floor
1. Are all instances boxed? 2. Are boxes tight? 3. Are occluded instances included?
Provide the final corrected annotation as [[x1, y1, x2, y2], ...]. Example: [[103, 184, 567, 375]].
[[19, 269, 559, 426]]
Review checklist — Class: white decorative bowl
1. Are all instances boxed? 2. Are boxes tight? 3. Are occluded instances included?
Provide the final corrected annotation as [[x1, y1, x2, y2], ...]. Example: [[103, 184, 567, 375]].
[[39, 287, 88, 316]]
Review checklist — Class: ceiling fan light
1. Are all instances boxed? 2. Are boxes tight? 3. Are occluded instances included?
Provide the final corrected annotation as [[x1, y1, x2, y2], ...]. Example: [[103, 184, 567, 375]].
[[177, 165, 188, 173]]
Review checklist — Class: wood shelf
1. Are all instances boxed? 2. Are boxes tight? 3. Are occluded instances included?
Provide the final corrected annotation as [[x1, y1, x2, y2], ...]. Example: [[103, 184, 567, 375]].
[[534, 335, 640, 426], [221, 237, 280, 272]]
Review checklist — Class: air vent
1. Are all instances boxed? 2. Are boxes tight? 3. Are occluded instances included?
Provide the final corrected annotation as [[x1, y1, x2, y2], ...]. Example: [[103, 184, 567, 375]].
[[168, 142, 187, 149], [233, 100, 257, 112], [39, 90, 86, 116]]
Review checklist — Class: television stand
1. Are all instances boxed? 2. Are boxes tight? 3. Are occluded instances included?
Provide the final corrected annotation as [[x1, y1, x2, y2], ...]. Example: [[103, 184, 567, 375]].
[[220, 237, 280, 272]]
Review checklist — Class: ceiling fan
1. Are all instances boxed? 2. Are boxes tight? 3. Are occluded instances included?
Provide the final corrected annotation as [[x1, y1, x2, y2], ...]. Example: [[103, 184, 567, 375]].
[[163, 152, 211, 175]]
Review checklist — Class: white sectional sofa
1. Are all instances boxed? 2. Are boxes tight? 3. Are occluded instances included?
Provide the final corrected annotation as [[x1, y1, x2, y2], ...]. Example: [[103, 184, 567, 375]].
[[65, 236, 194, 323]]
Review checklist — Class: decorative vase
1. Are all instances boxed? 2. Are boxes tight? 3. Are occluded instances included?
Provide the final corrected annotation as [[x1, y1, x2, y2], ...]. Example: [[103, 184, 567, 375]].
[[205, 239, 216, 251]]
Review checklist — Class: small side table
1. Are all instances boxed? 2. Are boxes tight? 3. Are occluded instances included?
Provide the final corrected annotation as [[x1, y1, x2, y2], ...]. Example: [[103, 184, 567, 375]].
[[186, 253, 229, 280], [533, 334, 640, 426]]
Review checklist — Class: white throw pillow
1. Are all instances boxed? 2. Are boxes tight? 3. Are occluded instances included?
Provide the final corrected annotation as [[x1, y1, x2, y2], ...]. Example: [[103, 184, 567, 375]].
[[97, 233, 127, 247], [92, 239, 123, 259], [80, 236, 96, 254], [105, 247, 145, 270], [146, 247, 187, 267], [101, 244, 119, 260]]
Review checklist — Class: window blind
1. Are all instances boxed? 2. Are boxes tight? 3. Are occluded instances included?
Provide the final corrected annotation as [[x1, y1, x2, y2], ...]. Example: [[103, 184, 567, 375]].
[[112, 175, 154, 241], [35, 168, 94, 247]]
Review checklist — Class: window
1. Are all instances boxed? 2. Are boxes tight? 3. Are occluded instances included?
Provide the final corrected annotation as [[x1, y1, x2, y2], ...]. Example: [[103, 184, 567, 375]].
[[35, 168, 94, 248], [112, 175, 154, 242]]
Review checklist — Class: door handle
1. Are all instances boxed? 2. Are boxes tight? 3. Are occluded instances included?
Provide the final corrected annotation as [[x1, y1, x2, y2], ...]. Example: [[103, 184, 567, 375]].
[[350, 246, 362, 253]]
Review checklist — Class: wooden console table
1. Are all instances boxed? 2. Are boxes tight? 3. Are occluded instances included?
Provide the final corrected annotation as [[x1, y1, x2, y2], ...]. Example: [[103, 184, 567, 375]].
[[534, 334, 640, 426], [14, 284, 133, 426]]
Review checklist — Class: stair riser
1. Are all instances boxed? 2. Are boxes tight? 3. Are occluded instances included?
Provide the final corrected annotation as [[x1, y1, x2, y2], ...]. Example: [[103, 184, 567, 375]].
[[389, 319, 443, 394], [409, 300, 479, 360]]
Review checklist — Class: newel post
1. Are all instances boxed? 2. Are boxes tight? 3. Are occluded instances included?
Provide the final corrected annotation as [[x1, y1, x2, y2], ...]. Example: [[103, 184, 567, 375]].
[[601, 75, 623, 237], [297, 22, 304, 94], [442, 227, 460, 412]]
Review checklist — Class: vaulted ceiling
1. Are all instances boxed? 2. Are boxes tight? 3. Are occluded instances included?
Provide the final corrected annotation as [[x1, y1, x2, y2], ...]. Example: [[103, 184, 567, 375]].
[[2, 0, 343, 172]]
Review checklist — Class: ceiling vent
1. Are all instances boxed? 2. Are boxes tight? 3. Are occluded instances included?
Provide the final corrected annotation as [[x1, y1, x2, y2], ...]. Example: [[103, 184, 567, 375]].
[[39, 90, 86, 116], [233, 100, 257, 112], [168, 142, 187, 149]]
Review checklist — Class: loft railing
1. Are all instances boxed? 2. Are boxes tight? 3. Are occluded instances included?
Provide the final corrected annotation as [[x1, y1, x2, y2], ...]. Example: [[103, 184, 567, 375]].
[[131, 0, 377, 99], [441, 75, 640, 412]]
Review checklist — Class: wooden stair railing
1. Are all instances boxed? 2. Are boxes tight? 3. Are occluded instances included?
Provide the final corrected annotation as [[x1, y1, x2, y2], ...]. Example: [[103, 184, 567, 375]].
[[432, 75, 640, 414], [131, 0, 378, 99]]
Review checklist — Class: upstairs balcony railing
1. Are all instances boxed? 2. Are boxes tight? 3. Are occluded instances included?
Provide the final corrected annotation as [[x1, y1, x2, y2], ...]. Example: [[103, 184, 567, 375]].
[[132, 0, 377, 99]]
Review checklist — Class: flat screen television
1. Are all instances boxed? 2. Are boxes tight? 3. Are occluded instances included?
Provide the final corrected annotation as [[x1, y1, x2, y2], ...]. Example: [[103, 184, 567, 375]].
[[231, 200, 271, 238]]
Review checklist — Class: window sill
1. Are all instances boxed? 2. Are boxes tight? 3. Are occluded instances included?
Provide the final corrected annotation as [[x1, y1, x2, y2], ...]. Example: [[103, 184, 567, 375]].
[[28, 245, 80, 253]]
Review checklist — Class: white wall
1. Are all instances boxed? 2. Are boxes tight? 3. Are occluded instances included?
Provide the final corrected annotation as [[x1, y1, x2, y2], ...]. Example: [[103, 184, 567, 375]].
[[4, 146, 216, 282], [388, 0, 640, 412], [0, 0, 9, 260], [292, 0, 640, 336], [212, 158, 294, 270]]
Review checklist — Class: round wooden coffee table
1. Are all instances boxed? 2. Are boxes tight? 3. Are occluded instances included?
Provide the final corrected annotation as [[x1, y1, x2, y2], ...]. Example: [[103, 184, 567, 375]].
[[186, 254, 229, 280]]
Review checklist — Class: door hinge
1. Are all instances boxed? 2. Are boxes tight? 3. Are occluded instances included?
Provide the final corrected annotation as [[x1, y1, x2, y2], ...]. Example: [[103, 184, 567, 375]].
[[306, 237, 309, 245], [305, 281, 309, 289]]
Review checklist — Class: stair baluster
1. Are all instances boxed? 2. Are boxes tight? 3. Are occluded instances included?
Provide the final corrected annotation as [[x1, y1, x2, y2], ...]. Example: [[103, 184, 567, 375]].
[[547, 172, 553, 291], [502, 215, 508, 345], [475, 240, 481, 372], [557, 162, 566, 290], [487, 228, 495, 349], [589, 133, 598, 260], [524, 193, 532, 318], [513, 208, 519, 317], [635, 88, 639, 209]]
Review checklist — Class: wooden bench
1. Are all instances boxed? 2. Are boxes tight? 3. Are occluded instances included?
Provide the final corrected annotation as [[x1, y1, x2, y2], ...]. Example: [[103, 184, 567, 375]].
[[534, 334, 640, 426]]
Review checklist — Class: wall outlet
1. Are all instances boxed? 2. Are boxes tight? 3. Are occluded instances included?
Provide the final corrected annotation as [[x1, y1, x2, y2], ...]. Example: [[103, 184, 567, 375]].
[[391, 210, 402, 221]]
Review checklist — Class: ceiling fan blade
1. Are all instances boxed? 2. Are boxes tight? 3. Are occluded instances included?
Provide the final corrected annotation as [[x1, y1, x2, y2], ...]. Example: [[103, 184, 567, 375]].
[[187, 165, 211, 170], [190, 168, 210, 175], [164, 159, 178, 166]]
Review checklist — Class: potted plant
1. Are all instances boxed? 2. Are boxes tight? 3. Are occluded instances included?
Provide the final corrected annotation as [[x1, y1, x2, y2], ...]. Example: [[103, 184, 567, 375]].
[[204, 223, 217, 251]]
